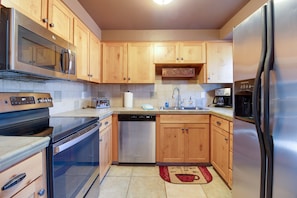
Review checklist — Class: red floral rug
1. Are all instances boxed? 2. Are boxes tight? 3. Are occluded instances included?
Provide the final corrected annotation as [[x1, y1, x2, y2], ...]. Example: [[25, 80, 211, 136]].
[[159, 166, 212, 184]]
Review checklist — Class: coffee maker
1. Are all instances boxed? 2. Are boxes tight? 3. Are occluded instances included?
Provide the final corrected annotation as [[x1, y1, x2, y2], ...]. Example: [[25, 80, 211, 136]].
[[213, 88, 232, 107]]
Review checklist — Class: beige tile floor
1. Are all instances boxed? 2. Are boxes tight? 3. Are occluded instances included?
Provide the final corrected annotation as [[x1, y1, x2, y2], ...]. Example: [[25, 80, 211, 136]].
[[90, 165, 232, 198]]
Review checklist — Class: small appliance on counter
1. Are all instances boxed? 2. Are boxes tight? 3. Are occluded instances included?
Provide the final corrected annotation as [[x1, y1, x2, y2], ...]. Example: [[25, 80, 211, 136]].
[[212, 88, 232, 107], [90, 97, 110, 109]]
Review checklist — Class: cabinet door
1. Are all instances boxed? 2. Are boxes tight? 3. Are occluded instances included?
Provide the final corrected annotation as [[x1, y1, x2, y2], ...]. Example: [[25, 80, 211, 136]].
[[74, 18, 89, 81], [159, 124, 184, 162], [184, 124, 209, 163], [89, 33, 101, 83], [180, 42, 206, 63], [99, 125, 112, 182], [206, 42, 233, 83], [128, 42, 155, 83], [1, 0, 48, 28], [48, 0, 73, 43], [154, 42, 179, 63], [211, 125, 229, 182], [102, 42, 128, 83]]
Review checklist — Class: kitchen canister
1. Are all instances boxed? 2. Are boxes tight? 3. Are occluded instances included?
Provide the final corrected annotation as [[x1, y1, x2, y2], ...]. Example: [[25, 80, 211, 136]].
[[124, 91, 133, 108]]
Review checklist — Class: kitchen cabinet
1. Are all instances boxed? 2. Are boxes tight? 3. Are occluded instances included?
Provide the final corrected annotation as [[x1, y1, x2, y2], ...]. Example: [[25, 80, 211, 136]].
[[99, 116, 112, 182], [2, 0, 74, 43], [199, 42, 233, 83], [102, 42, 154, 83], [0, 152, 46, 197], [229, 121, 233, 188], [154, 42, 206, 64], [158, 115, 209, 163], [74, 18, 101, 83], [211, 115, 232, 185]]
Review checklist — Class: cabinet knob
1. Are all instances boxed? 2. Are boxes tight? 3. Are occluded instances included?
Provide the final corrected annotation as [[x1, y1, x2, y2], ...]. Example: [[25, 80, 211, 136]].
[[176, 57, 179, 61], [181, 57, 184, 61], [225, 137, 228, 142], [128, 77, 131, 80], [42, 18, 48, 23], [182, 128, 185, 133], [99, 138, 103, 142], [38, 188, 46, 196], [49, 23, 55, 28], [123, 77, 126, 80], [216, 121, 221, 126]]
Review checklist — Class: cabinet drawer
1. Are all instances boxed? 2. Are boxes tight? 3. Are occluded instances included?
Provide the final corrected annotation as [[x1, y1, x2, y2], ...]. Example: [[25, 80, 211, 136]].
[[211, 115, 229, 132], [100, 116, 112, 132], [160, 115, 209, 124], [0, 152, 42, 198]]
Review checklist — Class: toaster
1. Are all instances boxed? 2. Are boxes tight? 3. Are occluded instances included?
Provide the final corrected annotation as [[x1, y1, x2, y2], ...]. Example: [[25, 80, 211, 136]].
[[91, 97, 110, 109]]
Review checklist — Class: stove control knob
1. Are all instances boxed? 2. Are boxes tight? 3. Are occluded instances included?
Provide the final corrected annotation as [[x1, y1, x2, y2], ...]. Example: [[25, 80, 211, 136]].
[[37, 98, 44, 103]]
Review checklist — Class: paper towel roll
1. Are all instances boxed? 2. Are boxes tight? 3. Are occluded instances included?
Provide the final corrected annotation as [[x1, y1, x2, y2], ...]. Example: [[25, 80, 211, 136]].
[[124, 91, 133, 108]]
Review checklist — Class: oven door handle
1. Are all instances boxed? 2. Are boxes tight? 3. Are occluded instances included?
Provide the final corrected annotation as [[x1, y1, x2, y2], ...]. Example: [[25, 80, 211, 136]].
[[53, 124, 99, 155]]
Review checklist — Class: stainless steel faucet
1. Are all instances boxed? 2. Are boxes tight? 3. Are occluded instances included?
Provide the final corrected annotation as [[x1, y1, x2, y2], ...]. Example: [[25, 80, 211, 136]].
[[172, 87, 181, 109]]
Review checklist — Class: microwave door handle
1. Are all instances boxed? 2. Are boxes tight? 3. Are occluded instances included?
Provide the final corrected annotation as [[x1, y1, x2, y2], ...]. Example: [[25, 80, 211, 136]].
[[60, 49, 65, 73], [67, 50, 73, 74]]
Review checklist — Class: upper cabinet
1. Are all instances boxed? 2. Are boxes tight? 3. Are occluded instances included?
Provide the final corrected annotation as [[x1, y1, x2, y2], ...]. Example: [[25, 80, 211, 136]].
[[154, 42, 206, 64], [74, 18, 101, 83], [1, 0, 74, 43], [102, 42, 155, 83], [199, 42, 233, 83]]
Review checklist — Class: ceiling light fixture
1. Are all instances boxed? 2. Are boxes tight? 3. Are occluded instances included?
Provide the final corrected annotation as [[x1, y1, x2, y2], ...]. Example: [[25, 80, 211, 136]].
[[153, 0, 173, 5]]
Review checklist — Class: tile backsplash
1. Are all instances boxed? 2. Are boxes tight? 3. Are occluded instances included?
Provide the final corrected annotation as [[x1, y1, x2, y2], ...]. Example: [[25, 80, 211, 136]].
[[1, 77, 231, 115]]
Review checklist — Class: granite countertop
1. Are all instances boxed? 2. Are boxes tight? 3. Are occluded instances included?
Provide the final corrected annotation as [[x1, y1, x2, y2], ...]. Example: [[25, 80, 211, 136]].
[[0, 136, 50, 172], [53, 106, 233, 121]]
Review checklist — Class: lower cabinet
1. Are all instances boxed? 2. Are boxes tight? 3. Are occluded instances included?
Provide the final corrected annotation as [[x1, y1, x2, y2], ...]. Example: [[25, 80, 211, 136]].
[[99, 116, 112, 182], [211, 115, 233, 187], [0, 152, 46, 198], [158, 115, 210, 163]]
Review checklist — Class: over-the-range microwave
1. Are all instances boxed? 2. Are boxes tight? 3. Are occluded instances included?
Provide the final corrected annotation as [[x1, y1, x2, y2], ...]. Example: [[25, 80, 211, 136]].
[[0, 8, 76, 80]]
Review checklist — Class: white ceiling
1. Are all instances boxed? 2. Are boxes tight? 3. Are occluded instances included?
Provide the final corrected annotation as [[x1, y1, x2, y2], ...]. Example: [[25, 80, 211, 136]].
[[78, 0, 250, 30]]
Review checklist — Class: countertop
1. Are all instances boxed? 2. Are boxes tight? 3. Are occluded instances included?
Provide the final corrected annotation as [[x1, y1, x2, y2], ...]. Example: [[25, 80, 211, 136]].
[[0, 106, 233, 172], [0, 136, 50, 172]]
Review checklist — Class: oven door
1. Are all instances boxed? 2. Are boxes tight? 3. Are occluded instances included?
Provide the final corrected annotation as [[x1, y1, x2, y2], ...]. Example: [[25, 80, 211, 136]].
[[48, 123, 99, 198]]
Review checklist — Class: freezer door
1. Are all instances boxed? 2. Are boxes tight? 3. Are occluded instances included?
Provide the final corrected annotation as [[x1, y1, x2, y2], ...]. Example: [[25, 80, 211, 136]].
[[233, 7, 263, 81], [272, 0, 297, 197], [233, 119, 261, 198]]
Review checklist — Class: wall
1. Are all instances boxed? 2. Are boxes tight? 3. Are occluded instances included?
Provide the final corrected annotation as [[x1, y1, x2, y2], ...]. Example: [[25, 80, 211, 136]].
[[91, 75, 231, 109]]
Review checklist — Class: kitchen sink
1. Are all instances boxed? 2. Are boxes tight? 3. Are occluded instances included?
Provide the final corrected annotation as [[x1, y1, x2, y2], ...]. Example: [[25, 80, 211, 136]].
[[160, 106, 209, 111]]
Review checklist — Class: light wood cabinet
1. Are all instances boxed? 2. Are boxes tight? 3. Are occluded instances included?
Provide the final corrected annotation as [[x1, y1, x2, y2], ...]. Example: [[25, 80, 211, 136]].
[[47, 0, 73, 43], [211, 115, 233, 186], [102, 42, 154, 83], [158, 115, 209, 163], [0, 152, 46, 198], [199, 42, 233, 83], [74, 18, 101, 83], [99, 116, 112, 182], [2, 0, 74, 43], [154, 42, 206, 64], [229, 122, 233, 187]]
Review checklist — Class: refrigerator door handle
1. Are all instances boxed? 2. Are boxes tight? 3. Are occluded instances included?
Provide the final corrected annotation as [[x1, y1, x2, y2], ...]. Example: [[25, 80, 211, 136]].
[[252, 5, 268, 198], [263, 1, 275, 198]]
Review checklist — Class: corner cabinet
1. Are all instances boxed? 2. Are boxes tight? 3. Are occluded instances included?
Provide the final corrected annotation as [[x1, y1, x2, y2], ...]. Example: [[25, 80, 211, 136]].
[[211, 115, 233, 187], [74, 18, 101, 83], [158, 115, 209, 163], [199, 42, 233, 83], [102, 42, 155, 83], [1, 0, 74, 43], [99, 116, 112, 182], [154, 42, 206, 64], [0, 152, 47, 197]]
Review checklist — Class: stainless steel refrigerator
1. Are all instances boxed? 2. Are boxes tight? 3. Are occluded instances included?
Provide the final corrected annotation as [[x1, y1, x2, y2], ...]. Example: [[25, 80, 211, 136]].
[[233, 0, 297, 197]]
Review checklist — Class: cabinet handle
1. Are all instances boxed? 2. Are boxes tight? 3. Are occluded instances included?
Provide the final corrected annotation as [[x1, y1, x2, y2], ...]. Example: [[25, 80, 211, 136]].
[[128, 77, 131, 80], [123, 77, 126, 80], [49, 23, 55, 27], [104, 121, 109, 126], [185, 128, 188, 133], [99, 138, 103, 142], [38, 188, 46, 196], [2, 173, 26, 191], [42, 18, 48, 23], [225, 137, 228, 142], [182, 128, 185, 133], [216, 121, 221, 126], [181, 57, 184, 61], [176, 57, 179, 61]]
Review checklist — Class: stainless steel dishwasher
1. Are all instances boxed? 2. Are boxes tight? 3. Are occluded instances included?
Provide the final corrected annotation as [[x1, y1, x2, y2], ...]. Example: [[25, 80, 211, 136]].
[[118, 114, 156, 163]]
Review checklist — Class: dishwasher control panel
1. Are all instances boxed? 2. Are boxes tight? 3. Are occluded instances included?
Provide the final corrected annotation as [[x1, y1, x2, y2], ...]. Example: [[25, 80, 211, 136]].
[[118, 114, 156, 121]]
